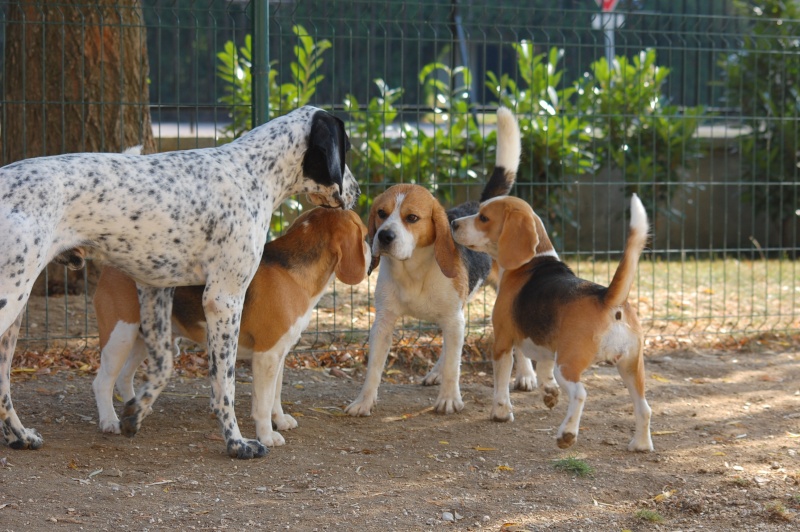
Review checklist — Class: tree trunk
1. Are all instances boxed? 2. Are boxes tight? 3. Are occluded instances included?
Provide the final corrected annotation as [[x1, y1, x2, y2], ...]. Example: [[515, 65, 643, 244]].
[[3, 0, 156, 295]]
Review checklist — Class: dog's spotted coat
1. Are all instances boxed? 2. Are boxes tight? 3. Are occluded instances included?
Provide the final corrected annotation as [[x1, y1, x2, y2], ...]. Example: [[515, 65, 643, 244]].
[[0, 106, 359, 458]]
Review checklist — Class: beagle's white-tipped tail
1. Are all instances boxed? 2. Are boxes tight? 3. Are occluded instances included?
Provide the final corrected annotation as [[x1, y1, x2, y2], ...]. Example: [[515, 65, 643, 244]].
[[480, 107, 522, 202], [495, 107, 521, 175], [605, 193, 649, 309]]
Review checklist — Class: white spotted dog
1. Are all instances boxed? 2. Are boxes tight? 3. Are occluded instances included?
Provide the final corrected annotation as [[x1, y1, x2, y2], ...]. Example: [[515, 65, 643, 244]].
[[345, 107, 536, 417], [93, 207, 370, 446], [451, 194, 654, 452], [0, 106, 360, 458]]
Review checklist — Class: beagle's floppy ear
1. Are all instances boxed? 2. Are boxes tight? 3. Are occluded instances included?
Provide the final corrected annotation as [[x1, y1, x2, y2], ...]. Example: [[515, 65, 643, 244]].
[[366, 202, 381, 274], [334, 211, 369, 285], [303, 111, 349, 190], [497, 208, 537, 271], [432, 203, 459, 279]]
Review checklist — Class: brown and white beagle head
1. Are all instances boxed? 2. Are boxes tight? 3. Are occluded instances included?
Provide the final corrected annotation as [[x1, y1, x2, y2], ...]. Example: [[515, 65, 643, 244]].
[[285, 206, 371, 285], [450, 196, 558, 271], [367, 184, 458, 278]]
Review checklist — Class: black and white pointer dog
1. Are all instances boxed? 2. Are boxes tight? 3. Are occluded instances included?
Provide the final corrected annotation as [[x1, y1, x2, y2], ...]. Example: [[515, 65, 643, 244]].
[[0, 106, 360, 458]]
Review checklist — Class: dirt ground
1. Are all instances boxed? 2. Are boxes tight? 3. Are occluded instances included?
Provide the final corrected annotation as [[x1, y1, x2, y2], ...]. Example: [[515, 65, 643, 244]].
[[1, 341, 799, 531]]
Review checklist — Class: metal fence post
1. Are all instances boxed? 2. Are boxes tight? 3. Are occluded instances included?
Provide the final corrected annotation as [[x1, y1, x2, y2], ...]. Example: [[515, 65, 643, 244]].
[[252, 0, 269, 127]]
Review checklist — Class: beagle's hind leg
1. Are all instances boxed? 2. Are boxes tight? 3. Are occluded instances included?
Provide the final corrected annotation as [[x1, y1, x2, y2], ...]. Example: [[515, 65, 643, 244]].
[[617, 344, 653, 452]]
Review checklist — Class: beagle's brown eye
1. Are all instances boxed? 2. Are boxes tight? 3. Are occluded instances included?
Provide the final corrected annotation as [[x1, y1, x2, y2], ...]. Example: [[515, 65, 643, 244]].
[[478, 214, 489, 223], [405, 214, 419, 223], [377, 209, 388, 220]]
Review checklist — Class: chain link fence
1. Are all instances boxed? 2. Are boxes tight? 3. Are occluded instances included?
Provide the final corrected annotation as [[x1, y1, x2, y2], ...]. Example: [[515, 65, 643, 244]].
[[2, 0, 797, 360]]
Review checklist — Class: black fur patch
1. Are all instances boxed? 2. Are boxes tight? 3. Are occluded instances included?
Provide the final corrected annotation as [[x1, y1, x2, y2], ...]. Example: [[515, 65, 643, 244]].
[[514, 257, 607, 345], [480, 167, 514, 202], [171, 286, 206, 330], [302, 111, 350, 189], [447, 202, 491, 293]]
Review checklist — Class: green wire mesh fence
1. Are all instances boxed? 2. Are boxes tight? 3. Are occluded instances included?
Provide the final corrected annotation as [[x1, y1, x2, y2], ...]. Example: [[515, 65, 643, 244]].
[[1, 0, 797, 362]]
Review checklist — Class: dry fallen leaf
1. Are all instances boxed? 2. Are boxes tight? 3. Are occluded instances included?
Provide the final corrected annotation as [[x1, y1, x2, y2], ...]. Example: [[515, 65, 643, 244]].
[[309, 407, 346, 417], [381, 406, 434, 422]]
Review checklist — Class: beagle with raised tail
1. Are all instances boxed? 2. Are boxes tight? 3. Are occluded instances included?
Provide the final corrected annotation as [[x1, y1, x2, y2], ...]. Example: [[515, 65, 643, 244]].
[[451, 194, 653, 451], [92, 207, 369, 447], [345, 107, 536, 417]]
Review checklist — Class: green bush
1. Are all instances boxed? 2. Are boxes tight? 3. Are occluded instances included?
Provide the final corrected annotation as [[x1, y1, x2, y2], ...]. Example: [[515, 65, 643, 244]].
[[216, 25, 331, 232], [576, 49, 705, 218], [217, 34, 704, 232], [719, 0, 800, 233], [216, 25, 331, 140], [487, 44, 596, 183], [487, 44, 595, 239], [346, 63, 487, 206]]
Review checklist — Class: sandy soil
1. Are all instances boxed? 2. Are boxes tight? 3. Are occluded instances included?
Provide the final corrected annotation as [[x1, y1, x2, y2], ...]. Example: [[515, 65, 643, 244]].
[[1, 343, 799, 531]]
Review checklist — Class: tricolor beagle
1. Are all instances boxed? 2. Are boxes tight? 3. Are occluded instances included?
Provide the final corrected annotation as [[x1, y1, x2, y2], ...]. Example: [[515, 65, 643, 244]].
[[345, 107, 536, 417], [92, 207, 369, 446], [451, 194, 653, 451]]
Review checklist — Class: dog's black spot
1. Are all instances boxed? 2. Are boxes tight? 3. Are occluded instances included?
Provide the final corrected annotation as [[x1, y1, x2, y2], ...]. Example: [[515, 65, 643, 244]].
[[616, 310, 622, 320], [514, 257, 607, 345], [0, 299, 6, 310]]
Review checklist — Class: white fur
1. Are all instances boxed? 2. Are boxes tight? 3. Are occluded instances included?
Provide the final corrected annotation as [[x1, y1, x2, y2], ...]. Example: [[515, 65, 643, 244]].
[[94, 321, 143, 433], [495, 107, 522, 173], [449, 212, 492, 254], [346, 246, 466, 416], [371, 193, 417, 261], [629, 193, 648, 238], [554, 364, 587, 447]]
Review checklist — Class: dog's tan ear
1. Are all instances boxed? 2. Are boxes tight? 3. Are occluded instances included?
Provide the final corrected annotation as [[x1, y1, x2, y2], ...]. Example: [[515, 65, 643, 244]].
[[334, 212, 369, 285], [497, 209, 537, 271], [366, 203, 380, 274], [432, 204, 459, 279]]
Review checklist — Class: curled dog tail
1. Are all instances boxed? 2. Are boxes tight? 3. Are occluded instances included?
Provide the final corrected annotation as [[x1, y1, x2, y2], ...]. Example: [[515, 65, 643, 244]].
[[480, 107, 521, 202], [605, 193, 649, 309]]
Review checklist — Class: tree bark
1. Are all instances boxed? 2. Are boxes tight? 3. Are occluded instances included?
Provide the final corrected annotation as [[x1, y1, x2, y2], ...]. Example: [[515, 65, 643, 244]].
[[3, 0, 156, 294]]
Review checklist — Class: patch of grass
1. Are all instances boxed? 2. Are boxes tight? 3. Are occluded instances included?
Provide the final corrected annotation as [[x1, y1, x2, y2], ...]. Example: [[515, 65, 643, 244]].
[[791, 493, 800, 508], [552, 456, 594, 477], [634, 509, 664, 523], [764, 502, 793, 523], [731, 476, 751, 487]]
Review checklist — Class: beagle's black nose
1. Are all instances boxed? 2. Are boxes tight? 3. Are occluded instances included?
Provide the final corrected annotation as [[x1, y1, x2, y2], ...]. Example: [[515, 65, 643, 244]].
[[451, 219, 459, 230], [377, 229, 395, 246]]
